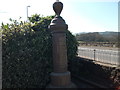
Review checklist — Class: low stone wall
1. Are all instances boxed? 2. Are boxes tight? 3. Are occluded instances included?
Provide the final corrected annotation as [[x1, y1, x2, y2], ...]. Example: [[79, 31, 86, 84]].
[[68, 57, 120, 88]]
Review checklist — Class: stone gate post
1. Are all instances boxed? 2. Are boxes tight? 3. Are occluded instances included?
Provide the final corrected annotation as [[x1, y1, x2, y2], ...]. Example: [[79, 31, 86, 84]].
[[47, 0, 76, 88]]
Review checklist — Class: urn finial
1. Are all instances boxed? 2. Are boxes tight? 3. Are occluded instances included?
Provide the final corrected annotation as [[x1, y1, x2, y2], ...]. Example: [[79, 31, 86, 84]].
[[53, 0, 63, 16]]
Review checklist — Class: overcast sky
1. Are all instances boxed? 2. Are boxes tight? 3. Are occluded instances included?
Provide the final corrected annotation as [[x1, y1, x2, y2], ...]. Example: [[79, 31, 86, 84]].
[[0, 0, 119, 33]]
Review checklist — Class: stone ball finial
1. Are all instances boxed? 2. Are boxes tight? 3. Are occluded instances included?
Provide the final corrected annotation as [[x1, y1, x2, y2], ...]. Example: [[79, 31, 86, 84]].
[[53, 1, 63, 16]]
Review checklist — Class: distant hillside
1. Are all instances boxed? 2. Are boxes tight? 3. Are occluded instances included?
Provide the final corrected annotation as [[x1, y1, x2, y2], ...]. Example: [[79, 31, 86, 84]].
[[75, 31, 118, 42], [77, 31, 118, 35], [99, 32, 118, 42], [99, 31, 118, 36]]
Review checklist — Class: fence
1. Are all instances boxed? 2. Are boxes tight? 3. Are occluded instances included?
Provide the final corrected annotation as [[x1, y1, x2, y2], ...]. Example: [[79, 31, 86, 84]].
[[78, 47, 120, 66], [78, 42, 118, 48]]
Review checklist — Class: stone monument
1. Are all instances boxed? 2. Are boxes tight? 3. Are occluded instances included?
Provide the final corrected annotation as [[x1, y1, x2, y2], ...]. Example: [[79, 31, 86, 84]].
[[47, 0, 76, 88]]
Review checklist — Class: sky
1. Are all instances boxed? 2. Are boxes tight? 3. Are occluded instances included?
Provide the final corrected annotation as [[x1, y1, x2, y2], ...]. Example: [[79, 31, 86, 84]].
[[0, 0, 119, 34]]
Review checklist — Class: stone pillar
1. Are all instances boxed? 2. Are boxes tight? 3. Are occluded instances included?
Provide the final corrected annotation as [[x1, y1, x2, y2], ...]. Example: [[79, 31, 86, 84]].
[[47, 1, 76, 88]]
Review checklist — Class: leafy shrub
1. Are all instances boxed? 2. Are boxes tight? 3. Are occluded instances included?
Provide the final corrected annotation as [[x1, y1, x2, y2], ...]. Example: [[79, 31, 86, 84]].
[[2, 15, 78, 88]]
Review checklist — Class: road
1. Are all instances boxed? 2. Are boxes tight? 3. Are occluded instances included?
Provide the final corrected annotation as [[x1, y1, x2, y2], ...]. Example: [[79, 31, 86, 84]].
[[78, 46, 120, 66]]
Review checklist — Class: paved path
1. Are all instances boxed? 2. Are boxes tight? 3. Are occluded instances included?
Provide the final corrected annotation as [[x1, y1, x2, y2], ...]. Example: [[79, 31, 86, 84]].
[[71, 78, 94, 88]]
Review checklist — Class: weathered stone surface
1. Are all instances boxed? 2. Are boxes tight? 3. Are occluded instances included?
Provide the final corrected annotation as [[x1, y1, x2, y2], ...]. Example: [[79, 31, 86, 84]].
[[51, 71, 71, 86], [52, 33, 67, 72], [47, 82, 76, 88]]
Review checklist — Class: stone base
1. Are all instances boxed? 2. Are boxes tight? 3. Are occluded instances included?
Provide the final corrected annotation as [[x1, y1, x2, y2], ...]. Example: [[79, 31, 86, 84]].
[[46, 82, 77, 88], [46, 71, 77, 88], [51, 71, 71, 86]]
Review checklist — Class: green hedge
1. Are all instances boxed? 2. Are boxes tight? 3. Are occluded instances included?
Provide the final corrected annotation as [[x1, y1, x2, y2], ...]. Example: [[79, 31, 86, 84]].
[[2, 15, 78, 88]]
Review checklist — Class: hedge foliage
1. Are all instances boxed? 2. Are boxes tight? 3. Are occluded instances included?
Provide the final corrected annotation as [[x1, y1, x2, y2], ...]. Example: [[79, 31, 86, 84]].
[[2, 14, 78, 88]]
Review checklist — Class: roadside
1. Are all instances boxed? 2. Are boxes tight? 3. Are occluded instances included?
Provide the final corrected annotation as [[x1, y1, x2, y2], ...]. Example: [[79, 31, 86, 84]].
[[71, 77, 94, 88], [69, 57, 120, 88]]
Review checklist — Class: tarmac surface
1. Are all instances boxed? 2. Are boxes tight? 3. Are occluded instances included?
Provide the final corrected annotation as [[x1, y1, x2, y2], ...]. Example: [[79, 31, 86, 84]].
[[71, 78, 94, 88]]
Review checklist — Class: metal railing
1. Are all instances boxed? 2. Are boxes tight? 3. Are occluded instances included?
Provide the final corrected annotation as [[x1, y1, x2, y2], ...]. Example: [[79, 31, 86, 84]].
[[78, 47, 120, 66]]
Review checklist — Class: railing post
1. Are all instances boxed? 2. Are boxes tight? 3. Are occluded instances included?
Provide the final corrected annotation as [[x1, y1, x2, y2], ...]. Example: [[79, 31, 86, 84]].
[[94, 49, 96, 61], [47, 0, 76, 88], [117, 49, 120, 68]]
